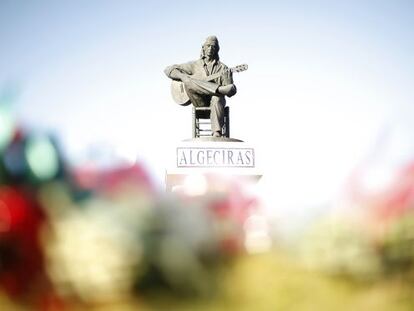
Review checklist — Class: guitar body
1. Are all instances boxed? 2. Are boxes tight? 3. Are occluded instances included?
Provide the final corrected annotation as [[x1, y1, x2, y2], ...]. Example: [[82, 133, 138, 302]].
[[171, 80, 191, 106], [170, 64, 248, 106]]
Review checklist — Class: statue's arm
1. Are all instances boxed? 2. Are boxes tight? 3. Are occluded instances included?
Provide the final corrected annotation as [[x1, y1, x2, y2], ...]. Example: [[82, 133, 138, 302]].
[[164, 62, 193, 82], [217, 67, 237, 97], [218, 84, 237, 97]]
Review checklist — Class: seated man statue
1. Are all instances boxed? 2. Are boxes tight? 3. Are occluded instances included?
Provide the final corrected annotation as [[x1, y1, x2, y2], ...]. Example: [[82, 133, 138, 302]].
[[164, 36, 237, 137]]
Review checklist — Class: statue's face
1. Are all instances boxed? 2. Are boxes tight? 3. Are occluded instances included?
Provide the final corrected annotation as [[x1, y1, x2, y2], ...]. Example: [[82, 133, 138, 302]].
[[204, 43, 218, 58]]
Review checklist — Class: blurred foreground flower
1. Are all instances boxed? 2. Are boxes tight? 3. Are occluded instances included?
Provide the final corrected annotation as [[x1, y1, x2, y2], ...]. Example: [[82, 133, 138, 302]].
[[39, 173, 265, 303], [301, 154, 414, 281], [40, 182, 149, 303], [0, 186, 45, 297]]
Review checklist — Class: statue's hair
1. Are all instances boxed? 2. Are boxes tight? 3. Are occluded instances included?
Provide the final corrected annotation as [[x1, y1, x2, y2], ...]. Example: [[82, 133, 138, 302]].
[[200, 36, 220, 60]]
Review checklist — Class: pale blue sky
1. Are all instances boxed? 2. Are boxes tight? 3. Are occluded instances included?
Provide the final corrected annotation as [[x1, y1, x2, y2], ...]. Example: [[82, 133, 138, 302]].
[[1, 1, 414, 228]]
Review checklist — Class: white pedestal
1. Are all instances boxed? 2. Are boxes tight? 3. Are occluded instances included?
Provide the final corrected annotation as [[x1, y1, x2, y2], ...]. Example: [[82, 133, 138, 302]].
[[165, 138, 262, 192]]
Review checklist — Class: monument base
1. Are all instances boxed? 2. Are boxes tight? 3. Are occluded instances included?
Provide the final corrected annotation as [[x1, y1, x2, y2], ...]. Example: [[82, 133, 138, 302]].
[[166, 138, 261, 192]]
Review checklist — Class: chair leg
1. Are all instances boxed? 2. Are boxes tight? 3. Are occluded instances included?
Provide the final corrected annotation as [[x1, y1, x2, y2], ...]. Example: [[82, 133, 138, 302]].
[[192, 107, 196, 138], [224, 106, 230, 138], [227, 110, 230, 138]]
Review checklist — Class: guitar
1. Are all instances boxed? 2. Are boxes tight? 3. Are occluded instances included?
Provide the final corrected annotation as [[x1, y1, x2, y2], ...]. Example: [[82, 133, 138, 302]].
[[171, 64, 248, 106]]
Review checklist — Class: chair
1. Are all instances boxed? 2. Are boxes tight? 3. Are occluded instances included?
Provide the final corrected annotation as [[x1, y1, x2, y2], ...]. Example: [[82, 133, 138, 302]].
[[192, 106, 230, 138]]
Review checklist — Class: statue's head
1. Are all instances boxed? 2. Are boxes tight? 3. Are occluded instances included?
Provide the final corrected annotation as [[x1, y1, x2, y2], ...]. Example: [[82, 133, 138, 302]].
[[200, 36, 220, 60]]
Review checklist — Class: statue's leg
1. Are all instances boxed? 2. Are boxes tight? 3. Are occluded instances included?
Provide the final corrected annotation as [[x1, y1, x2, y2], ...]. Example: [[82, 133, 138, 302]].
[[210, 96, 225, 133], [184, 80, 209, 107]]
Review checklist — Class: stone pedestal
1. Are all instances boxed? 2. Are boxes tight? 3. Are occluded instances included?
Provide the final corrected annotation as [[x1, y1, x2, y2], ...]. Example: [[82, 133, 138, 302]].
[[165, 137, 261, 192]]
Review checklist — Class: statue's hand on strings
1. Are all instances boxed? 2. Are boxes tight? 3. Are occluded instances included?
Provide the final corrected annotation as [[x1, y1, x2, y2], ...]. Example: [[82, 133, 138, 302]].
[[169, 68, 191, 83], [176, 72, 191, 84], [180, 74, 192, 84]]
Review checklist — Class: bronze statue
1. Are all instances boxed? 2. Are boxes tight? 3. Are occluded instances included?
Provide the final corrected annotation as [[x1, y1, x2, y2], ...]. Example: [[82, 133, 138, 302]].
[[164, 36, 247, 138]]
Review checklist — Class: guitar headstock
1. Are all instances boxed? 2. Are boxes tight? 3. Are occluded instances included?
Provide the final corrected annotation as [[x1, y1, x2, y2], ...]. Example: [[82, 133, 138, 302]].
[[231, 64, 248, 73]]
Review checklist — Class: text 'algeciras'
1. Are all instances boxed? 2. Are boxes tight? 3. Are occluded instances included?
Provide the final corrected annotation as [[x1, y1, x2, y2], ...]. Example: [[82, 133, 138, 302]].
[[177, 147, 255, 168]]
